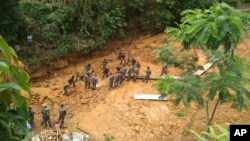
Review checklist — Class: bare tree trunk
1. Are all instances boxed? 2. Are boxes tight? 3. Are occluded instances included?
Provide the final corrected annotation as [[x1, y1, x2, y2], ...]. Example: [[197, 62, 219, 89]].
[[206, 96, 221, 135]]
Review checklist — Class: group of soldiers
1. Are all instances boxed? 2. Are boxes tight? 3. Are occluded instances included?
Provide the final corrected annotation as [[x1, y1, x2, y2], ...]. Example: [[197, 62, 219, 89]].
[[62, 51, 169, 94], [40, 103, 67, 128], [63, 63, 99, 95], [27, 103, 67, 130]]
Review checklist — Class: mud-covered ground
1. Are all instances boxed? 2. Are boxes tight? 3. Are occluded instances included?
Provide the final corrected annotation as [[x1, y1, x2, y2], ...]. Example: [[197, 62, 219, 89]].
[[28, 33, 250, 141]]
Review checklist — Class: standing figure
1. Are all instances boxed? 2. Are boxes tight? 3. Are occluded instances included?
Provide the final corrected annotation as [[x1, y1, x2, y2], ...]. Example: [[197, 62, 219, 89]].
[[135, 62, 141, 75], [127, 51, 132, 64], [102, 67, 109, 79], [143, 67, 151, 83], [84, 74, 91, 89], [91, 75, 98, 90], [133, 67, 139, 82], [127, 65, 134, 81], [41, 103, 52, 128], [102, 59, 108, 71], [58, 104, 67, 125], [109, 73, 115, 90], [28, 107, 35, 128], [84, 64, 91, 74], [161, 64, 168, 76]]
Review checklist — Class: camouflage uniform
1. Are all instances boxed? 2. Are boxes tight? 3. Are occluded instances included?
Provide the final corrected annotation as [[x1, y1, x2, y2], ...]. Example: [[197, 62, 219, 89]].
[[28, 107, 35, 128], [75, 72, 84, 82], [84, 64, 91, 74], [135, 62, 141, 75], [109, 73, 115, 90], [133, 67, 139, 82], [102, 59, 108, 71], [84, 74, 90, 89], [143, 67, 151, 83], [127, 65, 134, 81], [102, 67, 109, 79], [41, 105, 52, 127], [91, 75, 98, 90], [131, 58, 136, 66], [161, 64, 168, 76], [58, 104, 67, 124]]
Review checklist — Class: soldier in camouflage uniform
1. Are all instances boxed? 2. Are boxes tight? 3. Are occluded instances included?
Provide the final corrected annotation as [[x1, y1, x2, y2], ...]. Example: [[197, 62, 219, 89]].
[[91, 74, 98, 90], [75, 72, 84, 82], [160, 64, 168, 76], [109, 73, 115, 90], [41, 103, 52, 128], [127, 64, 134, 81], [127, 51, 132, 64], [133, 66, 139, 82], [102, 67, 109, 79], [143, 67, 151, 83], [102, 59, 108, 71], [84, 74, 91, 89], [58, 104, 67, 124], [131, 58, 136, 66], [135, 62, 141, 75], [63, 75, 75, 95], [84, 63, 91, 74]]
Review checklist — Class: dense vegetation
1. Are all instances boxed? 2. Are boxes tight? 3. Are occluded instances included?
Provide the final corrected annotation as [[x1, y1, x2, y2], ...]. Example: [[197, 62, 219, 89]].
[[154, 2, 250, 139], [0, 0, 244, 69]]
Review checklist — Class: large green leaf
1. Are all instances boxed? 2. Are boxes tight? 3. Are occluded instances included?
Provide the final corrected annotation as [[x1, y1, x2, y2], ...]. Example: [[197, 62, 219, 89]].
[[0, 83, 21, 92], [0, 36, 16, 61]]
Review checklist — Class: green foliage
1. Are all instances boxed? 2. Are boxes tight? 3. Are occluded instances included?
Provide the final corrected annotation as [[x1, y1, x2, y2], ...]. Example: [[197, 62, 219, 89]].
[[190, 124, 229, 141], [154, 3, 250, 132], [0, 36, 31, 140], [104, 134, 115, 141], [175, 111, 187, 117], [0, 0, 25, 42], [166, 3, 250, 54]]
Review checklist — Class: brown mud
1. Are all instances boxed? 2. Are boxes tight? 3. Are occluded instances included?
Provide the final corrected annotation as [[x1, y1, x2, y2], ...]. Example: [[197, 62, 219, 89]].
[[28, 33, 250, 141]]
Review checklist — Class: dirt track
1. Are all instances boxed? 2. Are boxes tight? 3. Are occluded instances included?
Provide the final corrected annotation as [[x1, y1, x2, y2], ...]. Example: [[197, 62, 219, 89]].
[[29, 33, 250, 141]]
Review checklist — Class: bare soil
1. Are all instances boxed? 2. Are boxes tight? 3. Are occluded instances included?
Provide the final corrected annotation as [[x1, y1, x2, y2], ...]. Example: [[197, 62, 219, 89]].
[[29, 33, 250, 141]]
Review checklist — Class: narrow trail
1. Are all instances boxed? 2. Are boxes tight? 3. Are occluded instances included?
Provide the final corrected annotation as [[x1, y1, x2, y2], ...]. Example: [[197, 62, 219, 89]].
[[29, 33, 250, 141]]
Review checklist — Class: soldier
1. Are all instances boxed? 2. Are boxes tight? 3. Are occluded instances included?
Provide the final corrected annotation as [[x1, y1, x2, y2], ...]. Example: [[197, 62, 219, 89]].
[[109, 73, 115, 90], [41, 103, 52, 128], [127, 64, 134, 81], [102, 67, 109, 79], [131, 58, 136, 66], [102, 59, 108, 71], [28, 107, 35, 128], [91, 74, 98, 90], [114, 73, 119, 87], [58, 104, 67, 125], [84, 63, 91, 73], [75, 72, 84, 82], [133, 66, 139, 82], [127, 51, 132, 64], [68, 75, 75, 87], [63, 75, 75, 95], [84, 74, 91, 89], [143, 67, 151, 83], [135, 62, 141, 75], [161, 64, 168, 76], [117, 71, 123, 85]]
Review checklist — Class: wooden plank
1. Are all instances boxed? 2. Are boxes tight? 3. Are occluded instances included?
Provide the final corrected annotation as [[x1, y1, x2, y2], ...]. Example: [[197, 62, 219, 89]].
[[134, 94, 166, 101], [193, 62, 213, 76]]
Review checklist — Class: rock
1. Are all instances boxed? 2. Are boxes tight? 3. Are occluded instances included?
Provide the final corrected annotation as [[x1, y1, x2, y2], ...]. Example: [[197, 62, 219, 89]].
[[134, 126, 140, 132]]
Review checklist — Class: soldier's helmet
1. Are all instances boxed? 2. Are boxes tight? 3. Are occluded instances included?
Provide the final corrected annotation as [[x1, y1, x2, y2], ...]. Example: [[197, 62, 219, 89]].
[[42, 103, 47, 107]]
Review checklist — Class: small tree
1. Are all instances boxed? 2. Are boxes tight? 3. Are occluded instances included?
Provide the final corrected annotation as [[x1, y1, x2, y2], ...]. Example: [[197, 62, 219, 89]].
[[0, 35, 31, 140], [153, 2, 250, 133]]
